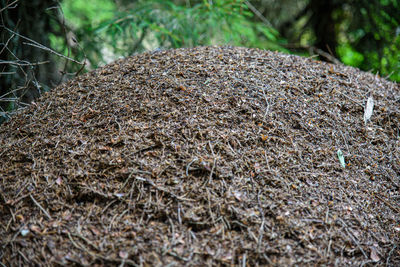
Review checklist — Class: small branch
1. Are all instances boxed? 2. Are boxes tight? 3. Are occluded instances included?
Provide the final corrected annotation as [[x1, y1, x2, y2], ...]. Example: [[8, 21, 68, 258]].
[[2, 26, 84, 65], [23, 42, 83, 65], [0, 0, 19, 13], [0, 60, 50, 66]]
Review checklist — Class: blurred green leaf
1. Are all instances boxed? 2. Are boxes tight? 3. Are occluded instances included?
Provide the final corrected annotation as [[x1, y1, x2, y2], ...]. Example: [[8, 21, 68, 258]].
[[337, 44, 364, 67]]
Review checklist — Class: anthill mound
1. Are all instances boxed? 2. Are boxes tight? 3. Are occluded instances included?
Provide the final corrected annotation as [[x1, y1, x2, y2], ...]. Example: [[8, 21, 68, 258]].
[[0, 46, 399, 266]]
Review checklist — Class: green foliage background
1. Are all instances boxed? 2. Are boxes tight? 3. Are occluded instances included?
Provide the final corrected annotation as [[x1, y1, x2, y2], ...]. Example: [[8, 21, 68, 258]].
[[334, 0, 400, 81], [55, 0, 399, 81], [58, 0, 286, 70]]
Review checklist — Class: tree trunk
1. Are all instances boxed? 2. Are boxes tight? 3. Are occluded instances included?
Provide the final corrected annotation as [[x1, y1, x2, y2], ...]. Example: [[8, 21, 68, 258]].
[[0, 0, 61, 114], [308, 0, 338, 56]]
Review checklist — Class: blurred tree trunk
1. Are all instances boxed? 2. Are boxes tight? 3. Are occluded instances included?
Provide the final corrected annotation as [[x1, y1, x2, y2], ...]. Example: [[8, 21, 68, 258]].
[[0, 0, 61, 113], [308, 0, 338, 56]]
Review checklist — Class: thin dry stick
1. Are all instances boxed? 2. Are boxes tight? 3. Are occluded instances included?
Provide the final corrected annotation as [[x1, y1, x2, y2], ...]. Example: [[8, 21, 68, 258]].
[[374, 193, 400, 213], [0, 31, 15, 55], [335, 89, 364, 107], [71, 232, 100, 251], [23, 42, 83, 65], [0, 60, 49, 66], [261, 85, 270, 119], [67, 232, 138, 266], [186, 157, 198, 177], [135, 176, 195, 202], [386, 244, 397, 266], [208, 158, 216, 184], [0, 0, 19, 12], [337, 219, 368, 259], [30, 194, 52, 220], [2, 26, 83, 65], [257, 197, 265, 253]]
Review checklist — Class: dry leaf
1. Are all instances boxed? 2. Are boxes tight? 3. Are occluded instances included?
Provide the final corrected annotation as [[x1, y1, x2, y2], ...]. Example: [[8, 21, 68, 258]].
[[363, 96, 374, 123]]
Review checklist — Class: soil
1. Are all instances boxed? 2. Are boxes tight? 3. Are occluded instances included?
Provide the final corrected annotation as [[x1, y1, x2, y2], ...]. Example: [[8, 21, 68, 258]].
[[0, 46, 399, 266]]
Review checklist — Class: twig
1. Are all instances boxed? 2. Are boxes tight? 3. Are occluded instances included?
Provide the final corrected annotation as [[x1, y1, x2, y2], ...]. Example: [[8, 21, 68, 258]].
[[256, 190, 265, 253], [335, 89, 364, 107], [71, 232, 100, 251], [186, 157, 198, 177], [338, 129, 349, 152], [121, 168, 153, 190], [337, 219, 368, 259], [5, 222, 28, 247], [375, 193, 400, 214], [1, 26, 84, 65], [30, 194, 52, 220], [108, 209, 128, 232], [0, 31, 15, 55], [284, 44, 342, 65], [245, 1, 272, 27], [261, 85, 270, 119], [205, 141, 217, 185], [207, 158, 216, 185], [167, 251, 191, 262], [135, 176, 195, 202], [0, 60, 50, 66], [206, 188, 216, 225], [67, 232, 138, 266], [386, 244, 397, 266], [0, 71, 15, 75], [23, 42, 83, 65], [0, 0, 19, 12], [17, 250, 29, 263]]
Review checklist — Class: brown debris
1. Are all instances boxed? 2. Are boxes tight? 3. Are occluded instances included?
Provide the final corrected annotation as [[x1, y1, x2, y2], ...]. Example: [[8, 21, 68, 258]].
[[0, 46, 399, 266]]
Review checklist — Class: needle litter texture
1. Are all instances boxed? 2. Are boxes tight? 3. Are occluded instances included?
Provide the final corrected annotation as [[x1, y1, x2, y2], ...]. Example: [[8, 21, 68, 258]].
[[0, 46, 399, 266]]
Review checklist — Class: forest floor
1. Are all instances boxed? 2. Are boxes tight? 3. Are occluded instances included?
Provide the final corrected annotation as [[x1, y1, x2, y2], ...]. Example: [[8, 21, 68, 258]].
[[0, 46, 399, 266]]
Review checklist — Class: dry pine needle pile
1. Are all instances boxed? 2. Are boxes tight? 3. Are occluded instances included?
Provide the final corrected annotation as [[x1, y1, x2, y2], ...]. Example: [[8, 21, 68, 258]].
[[0, 46, 399, 266]]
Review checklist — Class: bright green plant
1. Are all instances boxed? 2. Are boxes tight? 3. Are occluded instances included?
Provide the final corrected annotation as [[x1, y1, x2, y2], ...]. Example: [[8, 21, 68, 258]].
[[336, 0, 400, 81]]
